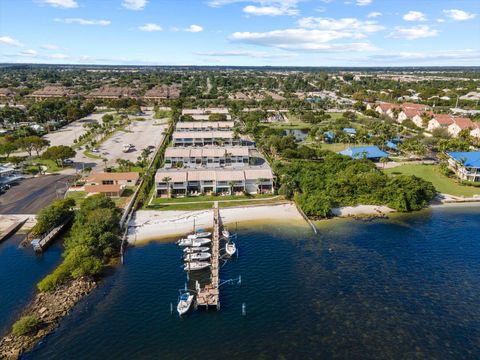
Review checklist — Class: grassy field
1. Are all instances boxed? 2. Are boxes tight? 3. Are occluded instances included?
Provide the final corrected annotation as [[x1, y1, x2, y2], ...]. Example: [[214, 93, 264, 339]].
[[312, 142, 370, 153], [149, 193, 274, 205], [385, 164, 480, 197], [145, 197, 285, 211]]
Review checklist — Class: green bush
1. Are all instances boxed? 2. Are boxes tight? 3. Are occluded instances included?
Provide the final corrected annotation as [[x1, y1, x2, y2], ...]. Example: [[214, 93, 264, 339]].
[[12, 316, 40, 336]]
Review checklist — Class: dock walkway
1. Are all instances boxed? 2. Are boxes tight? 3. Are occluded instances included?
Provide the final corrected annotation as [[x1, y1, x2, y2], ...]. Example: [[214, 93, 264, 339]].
[[196, 202, 220, 308]]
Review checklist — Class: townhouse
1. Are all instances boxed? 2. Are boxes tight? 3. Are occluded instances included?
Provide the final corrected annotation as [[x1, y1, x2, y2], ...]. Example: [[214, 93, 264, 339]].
[[164, 146, 251, 168], [172, 131, 242, 147], [447, 117, 475, 137], [175, 121, 234, 132], [447, 152, 480, 183]]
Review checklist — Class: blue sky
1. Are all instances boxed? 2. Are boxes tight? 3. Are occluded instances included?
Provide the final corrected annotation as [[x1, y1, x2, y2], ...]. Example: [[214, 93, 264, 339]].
[[0, 0, 479, 66]]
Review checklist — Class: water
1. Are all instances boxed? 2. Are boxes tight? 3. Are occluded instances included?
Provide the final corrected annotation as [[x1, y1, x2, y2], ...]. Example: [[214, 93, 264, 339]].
[[19, 206, 480, 359], [0, 234, 63, 335]]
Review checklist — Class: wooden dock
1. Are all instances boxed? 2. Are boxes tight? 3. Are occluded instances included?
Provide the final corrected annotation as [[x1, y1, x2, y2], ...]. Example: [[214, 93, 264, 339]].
[[196, 202, 220, 309], [0, 218, 28, 243], [31, 216, 72, 252]]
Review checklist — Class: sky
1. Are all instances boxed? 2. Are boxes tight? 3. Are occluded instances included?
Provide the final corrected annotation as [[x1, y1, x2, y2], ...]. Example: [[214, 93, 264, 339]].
[[0, 0, 479, 66]]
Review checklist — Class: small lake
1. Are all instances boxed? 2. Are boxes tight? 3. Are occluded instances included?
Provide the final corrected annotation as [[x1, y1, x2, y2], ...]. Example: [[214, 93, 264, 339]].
[[23, 206, 480, 359]]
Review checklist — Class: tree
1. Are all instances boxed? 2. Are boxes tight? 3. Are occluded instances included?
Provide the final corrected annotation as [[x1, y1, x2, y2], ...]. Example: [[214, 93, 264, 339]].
[[31, 137, 50, 156], [42, 145, 76, 166], [0, 141, 18, 158], [15, 135, 45, 157]]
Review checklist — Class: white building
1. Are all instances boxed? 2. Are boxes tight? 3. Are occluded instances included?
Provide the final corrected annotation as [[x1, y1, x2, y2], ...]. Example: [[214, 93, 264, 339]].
[[164, 146, 251, 168]]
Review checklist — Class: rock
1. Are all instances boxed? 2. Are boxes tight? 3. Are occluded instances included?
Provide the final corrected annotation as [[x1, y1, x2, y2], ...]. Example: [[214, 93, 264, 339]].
[[38, 307, 47, 314]]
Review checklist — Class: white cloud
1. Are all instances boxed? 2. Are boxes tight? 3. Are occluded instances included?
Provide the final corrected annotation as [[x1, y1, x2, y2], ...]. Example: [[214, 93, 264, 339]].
[[40, 0, 78, 8], [40, 44, 60, 50], [19, 49, 38, 57], [356, 0, 372, 6], [54, 18, 111, 26], [0, 36, 23, 47], [172, 25, 204, 33], [403, 11, 426, 21], [243, 5, 297, 16], [209, 0, 300, 16], [298, 17, 384, 33], [443, 9, 476, 21], [388, 25, 438, 40], [139, 23, 162, 32], [231, 29, 377, 52], [47, 53, 69, 59], [367, 12, 382, 18], [122, 0, 147, 10], [195, 50, 297, 59]]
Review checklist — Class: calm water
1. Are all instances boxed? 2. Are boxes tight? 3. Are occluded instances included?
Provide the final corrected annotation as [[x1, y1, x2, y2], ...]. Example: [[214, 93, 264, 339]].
[[19, 206, 480, 359], [0, 234, 63, 335]]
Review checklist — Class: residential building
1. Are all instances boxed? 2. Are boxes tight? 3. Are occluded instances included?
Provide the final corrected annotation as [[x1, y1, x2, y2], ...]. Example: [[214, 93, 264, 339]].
[[338, 146, 389, 162], [144, 85, 181, 101], [84, 184, 125, 197], [87, 87, 138, 100], [27, 86, 76, 101], [175, 121, 234, 132], [164, 146, 250, 168], [86, 172, 139, 186], [447, 117, 474, 137], [155, 168, 274, 197], [172, 131, 241, 147], [447, 152, 480, 182], [427, 114, 455, 132], [375, 103, 398, 118], [470, 123, 480, 139]]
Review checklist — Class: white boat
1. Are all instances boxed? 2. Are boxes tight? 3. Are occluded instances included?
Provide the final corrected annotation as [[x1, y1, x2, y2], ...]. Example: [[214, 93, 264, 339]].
[[225, 242, 236, 256], [222, 229, 230, 238], [122, 143, 133, 153], [187, 231, 211, 239], [177, 238, 211, 247], [177, 292, 194, 315], [184, 261, 211, 271], [185, 252, 211, 261], [183, 246, 210, 254]]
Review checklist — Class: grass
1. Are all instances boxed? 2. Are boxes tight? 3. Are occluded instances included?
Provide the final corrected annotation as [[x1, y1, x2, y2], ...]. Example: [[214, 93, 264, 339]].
[[145, 197, 285, 211], [384, 164, 480, 198], [316, 143, 370, 153], [25, 158, 68, 173], [66, 191, 87, 206], [148, 193, 273, 206], [83, 150, 103, 160]]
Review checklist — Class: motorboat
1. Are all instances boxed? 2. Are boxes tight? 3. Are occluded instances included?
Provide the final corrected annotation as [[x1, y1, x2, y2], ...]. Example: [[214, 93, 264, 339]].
[[184, 261, 211, 271], [222, 229, 230, 238], [177, 292, 194, 315], [225, 242, 237, 256], [177, 238, 211, 247], [183, 246, 210, 254], [187, 231, 211, 239], [185, 252, 211, 261]]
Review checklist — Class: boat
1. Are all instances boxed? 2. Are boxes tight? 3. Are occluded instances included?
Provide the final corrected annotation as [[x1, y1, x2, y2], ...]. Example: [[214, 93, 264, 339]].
[[184, 252, 211, 261], [225, 242, 236, 256], [187, 231, 211, 239], [177, 292, 194, 315], [222, 229, 230, 238], [183, 246, 210, 254], [184, 261, 211, 271], [177, 238, 211, 247], [122, 143, 133, 153]]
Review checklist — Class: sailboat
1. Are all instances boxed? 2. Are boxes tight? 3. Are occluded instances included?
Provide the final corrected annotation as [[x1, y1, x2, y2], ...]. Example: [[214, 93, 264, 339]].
[[177, 238, 211, 247], [183, 246, 210, 254], [177, 292, 194, 316], [184, 261, 211, 271]]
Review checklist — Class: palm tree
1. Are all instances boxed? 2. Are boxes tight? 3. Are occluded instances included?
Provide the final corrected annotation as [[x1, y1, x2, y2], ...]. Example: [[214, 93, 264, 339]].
[[228, 181, 235, 195], [380, 156, 389, 169], [162, 176, 172, 197]]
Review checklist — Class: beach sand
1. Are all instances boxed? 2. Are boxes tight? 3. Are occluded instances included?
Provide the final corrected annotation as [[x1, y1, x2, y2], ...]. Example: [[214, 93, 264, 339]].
[[127, 203, 304, 244], [332, 205, 395, 217]]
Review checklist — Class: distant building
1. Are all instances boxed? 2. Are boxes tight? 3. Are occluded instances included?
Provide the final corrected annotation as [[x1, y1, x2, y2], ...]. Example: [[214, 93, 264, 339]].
[[447, 117, 475, 137], [144, 85, 181, 101], [87, 87, 138, 100], [427, 114, 455, 132], [0, 88, 15, 99], [175, 121, 234, 132], [27, 86, 76, 101], [338, 146, 388, 162], [447, 152, 480, 182], [84, 172, 139, 197], [172, 131, 241, 147]]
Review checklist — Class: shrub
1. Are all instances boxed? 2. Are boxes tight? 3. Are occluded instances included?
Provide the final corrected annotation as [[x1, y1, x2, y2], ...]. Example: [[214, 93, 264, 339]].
[[12, 316, 40, 336]]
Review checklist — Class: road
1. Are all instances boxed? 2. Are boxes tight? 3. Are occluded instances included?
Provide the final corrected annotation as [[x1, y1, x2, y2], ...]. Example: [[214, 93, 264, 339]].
[[0, 174, 72, 214]]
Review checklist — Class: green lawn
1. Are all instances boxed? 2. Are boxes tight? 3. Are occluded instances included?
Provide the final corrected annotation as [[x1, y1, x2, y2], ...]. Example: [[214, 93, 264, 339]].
[[317, 143, 370, 153], [148, 193, 273, 206], [26, 158, 68, 173], [145, 197, 285, 211], [66, 191, 87, 206], [385, 164, 480, 197]]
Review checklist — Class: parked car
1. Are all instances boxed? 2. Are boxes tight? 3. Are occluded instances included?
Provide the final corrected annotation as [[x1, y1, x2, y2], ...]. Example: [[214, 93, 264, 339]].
[[91, 148, 100, 153], [63, 159, 74, 165]]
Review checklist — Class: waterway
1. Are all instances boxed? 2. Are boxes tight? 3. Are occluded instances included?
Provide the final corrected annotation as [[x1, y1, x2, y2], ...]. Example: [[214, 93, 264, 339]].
[[14, 206, 480, 359], [0, 234, 63, 336]]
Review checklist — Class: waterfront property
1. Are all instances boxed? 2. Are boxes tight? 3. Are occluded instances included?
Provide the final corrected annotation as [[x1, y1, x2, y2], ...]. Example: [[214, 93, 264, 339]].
[[172, 131, 242, 147], [447, 151, 480, 182], [155, 168, 274, 197], [338, 146, 388, 162], [164, 146, 251, 169], [84, 172, 139, 197], [175, 121, 234, 132]]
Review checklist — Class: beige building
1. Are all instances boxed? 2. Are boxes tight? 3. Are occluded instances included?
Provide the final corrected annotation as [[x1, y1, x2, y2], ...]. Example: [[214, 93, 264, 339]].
[[165, 146, 251, 168]]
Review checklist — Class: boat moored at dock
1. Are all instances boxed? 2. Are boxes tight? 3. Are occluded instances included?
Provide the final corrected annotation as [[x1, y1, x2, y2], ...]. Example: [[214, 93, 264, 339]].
[[184, 261, 211, 271], [177, 292, 194, 315], [184, 252, 211, 261]]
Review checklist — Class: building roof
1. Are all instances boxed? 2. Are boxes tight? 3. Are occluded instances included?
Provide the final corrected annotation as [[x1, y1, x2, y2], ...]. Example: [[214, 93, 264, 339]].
[[215, 170, 245, 181], [244, 169, 274, 180], [432, 114, 455, 125], [385, 141, 398, 150], [88, 87, 138, 98], [450, 117, 474, 130], [155, 168, 273, 182], [28, 86, 76, 97], [448, 152, 480, 168], [165, 147, 249, 158], [84, 184, 122, 193], [176, 121, 234, 130], [156, 170, 187, 182], [87, 172, 139, 182], [338, 146, 388, 159], [173, 131, 234, 139], [343, 128, 357, 135], [182, 108, 230, 115]]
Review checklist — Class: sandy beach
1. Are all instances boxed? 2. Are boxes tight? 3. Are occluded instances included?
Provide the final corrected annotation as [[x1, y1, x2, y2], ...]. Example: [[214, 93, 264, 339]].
[[332, 205, 395, 217], [127, 203, 304, 244]]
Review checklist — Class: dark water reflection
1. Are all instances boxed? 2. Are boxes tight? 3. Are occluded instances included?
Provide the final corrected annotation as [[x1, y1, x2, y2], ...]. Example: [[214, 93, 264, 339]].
[[25, 206, 480, 359]]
